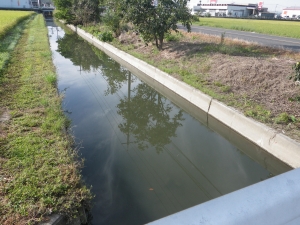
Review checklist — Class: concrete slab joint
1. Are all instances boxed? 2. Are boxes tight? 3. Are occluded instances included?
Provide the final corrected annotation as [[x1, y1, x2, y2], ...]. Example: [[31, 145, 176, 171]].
[[64, 24, 300, 170]]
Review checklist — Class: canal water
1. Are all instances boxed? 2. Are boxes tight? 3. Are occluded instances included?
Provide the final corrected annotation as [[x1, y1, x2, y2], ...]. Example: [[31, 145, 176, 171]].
[[47, 22, 271, 225]]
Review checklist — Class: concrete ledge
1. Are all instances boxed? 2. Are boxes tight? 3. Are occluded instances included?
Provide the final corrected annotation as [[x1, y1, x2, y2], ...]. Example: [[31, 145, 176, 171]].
[[39, 214, 66, 225], [66, 24, 300, 173]]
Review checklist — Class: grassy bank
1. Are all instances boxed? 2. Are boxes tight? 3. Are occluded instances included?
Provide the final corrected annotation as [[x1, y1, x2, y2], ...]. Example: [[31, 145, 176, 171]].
[[194, 17, 300, 39], [0, 14, 91, 224]]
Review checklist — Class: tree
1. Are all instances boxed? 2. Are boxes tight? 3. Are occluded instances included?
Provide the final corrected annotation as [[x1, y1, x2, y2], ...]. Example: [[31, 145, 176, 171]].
[[53, 0, 74, 23], [122, 0, 192, 50], [100, 0, 125, 36], [72, 0, 100, 26], [53, 0, 100, 26]]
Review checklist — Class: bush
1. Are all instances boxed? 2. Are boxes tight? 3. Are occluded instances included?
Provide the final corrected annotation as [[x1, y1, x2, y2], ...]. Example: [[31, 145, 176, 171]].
[[165, 32, 183, 42], [102, 11, 122, 36], [99, 31, 114, 42], [192, 15, 200, 22]]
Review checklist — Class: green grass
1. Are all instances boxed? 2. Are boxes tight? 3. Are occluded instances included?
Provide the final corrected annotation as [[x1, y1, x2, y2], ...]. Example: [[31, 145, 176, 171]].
[[0, 13, 35, 79], [0, 10, 34, 40], [0, 15, 91, 224], [194, 17, 300, 39]]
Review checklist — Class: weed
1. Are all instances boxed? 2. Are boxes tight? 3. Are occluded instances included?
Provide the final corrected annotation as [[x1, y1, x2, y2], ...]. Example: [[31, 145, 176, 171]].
[[98, 31, 114, 42], [45, 72, 57, 86], [275, 112, 297, 124], [221, 85, 232, 93], [165, 32, 182, 42], [245, 105, 272, 122]]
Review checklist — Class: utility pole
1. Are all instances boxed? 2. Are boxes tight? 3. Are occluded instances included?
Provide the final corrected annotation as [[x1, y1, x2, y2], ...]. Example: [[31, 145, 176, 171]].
[[199, 0, 202, 14]]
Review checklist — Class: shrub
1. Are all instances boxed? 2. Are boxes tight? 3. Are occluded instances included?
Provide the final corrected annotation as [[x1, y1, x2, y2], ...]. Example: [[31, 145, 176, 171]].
[[165, 32, 183, 42], [99, 31, 114, 42], [192, 15, 200, 22]]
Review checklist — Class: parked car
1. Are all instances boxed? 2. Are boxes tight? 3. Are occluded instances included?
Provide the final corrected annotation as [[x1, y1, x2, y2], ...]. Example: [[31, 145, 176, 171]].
[[297, 15, 300, 20]]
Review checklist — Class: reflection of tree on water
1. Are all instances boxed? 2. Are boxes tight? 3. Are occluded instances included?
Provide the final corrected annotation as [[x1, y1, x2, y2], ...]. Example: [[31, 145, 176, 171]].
[[57, 31, 184, 153], [57, 33, 103, 72], [117, 82, 184, 153], [92, 49, 133, 95], [57, 32, 132, 94]]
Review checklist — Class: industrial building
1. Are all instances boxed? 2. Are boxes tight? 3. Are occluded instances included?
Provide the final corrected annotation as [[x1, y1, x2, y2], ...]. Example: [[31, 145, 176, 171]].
[[192, 3, 268, 17], [281, 7, 300, 19]]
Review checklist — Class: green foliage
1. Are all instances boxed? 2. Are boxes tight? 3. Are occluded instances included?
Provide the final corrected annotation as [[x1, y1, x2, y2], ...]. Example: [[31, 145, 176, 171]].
[[99, 31, 114, 42], [275, 112, 297, 124], [53, 0, 100, 26], [122, 0, 192, 50], [191, 14, 200, 22], [102, 10, 122, 36], [165, 32, 183, 42], [291, 62, 300, 82], [245, 106, 272, 123], [45, 72, 57, 86]]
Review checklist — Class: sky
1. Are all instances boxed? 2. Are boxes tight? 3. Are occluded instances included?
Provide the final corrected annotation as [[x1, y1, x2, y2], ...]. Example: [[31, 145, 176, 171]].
[[188, 0, 299, 12]]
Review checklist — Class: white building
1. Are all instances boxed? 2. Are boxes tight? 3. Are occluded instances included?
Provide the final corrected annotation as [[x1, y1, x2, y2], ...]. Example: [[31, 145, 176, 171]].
[[193, 3, 268, 17], [0, 0, 31, 8], [281, 7, 300, 18], [0, 0, 53, 9]]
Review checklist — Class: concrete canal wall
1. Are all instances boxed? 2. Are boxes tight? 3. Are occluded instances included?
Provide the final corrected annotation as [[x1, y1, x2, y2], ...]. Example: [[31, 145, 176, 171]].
[[66, 24, 300, 175]]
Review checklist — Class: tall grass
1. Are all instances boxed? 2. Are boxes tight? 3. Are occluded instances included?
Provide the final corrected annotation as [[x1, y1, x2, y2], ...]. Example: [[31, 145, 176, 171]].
[[195, 17, 300, 39]]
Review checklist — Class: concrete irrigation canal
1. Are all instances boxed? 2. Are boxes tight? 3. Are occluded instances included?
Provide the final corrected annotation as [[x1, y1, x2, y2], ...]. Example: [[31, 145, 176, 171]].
[[47, 20, 299, 225]]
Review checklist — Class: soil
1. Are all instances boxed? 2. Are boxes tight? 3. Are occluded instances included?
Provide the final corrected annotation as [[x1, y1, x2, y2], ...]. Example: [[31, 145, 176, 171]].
[[117, 31, 300, 142]]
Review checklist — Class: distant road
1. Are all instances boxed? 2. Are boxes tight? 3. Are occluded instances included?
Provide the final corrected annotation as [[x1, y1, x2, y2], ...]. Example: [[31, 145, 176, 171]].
[[178, 25, 300, 52]]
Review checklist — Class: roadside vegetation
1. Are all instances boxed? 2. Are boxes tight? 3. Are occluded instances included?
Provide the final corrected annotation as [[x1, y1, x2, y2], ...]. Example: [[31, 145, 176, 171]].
[[0, 13, 91, 224], [53, 0, 192, 50], [194, 17, 300, 39]]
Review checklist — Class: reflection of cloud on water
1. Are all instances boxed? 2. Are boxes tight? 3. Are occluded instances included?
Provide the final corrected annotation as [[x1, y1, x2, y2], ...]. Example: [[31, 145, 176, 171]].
[[93, 132, 118, 222]]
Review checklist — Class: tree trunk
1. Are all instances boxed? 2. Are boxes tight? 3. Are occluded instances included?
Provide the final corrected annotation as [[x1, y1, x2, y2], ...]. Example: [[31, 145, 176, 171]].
[[154, 34, 159, 49], [158, 34, 164, 50]]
